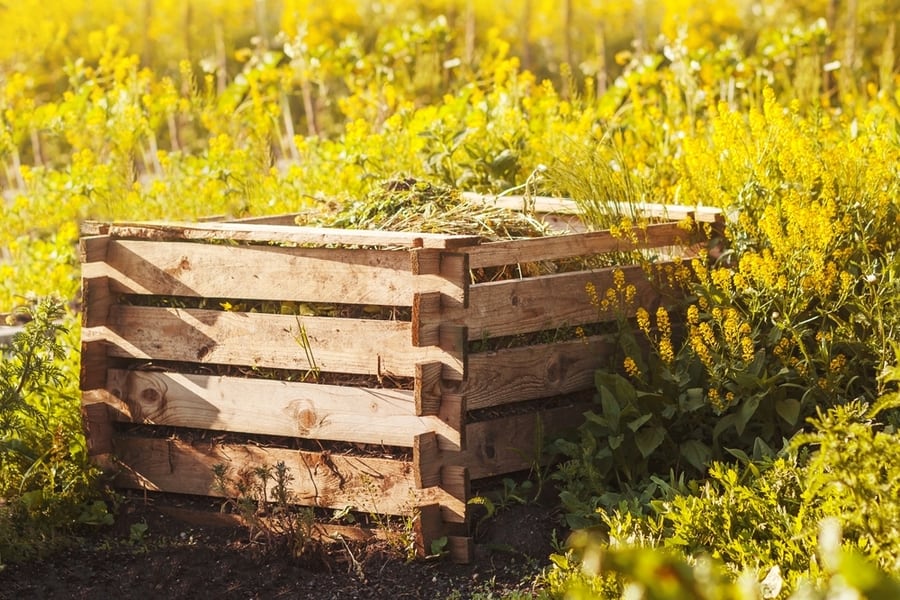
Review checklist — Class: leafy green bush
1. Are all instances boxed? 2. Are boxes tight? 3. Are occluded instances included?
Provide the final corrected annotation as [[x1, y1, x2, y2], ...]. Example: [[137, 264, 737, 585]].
[[0, 298, 108, 565], [545, 352, 900, 597]]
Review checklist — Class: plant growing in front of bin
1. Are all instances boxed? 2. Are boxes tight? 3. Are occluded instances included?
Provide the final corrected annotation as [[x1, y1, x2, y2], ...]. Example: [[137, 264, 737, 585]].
[[211, 461, 325, 561], [0, 297, 108, 564]]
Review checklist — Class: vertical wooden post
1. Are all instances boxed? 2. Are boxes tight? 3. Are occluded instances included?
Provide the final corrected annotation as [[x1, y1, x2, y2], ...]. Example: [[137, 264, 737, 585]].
[[80, 233, 114, 458]]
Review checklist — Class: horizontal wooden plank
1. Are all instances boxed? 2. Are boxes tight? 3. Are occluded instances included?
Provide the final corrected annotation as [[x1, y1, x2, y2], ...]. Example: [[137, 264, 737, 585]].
[[461, 221, 692, 269], [79, 239, 464, 306], [104, 435, 464, 519], [462, 192, 723, 223], [95, 369, 460, 448], [445, 264, 673, 340], [227, 213, 305, 225], [84, 305, 463, 379], [454, 401, 591, 479], [464, 335, 613, 410], [106, 221, 483, 250], [78, 234, 109, 263]]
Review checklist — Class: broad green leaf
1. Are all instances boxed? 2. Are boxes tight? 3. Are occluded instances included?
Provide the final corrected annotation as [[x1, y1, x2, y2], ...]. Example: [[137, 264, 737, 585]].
[[584, 410, 609, 428], [609, 434, 625, 450], [713, 413, 739, 441], [775, 398, 801, 425], [680, 440, 711, 472], [725, 447, 752, 464], [753, 436, 776, 460], [735, 395, 761, 436], [596, 383, 621, 431], [634, 426, 666, 458], [680, 388, 706, 412], [627, 413, 653, 432], [596, 372, 637, 406]]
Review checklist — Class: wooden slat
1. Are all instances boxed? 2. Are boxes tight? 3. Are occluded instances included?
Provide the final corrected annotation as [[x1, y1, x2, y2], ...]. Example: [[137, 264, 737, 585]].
[[81, 275, 113, 329], [414, 432, 442, 488], [81, 395, 114, 456], [105, 435, 464, 519], [79, 234, 110, 263], [106, 221, 483, 250], [455, 402, 590, 480], [447, 536, 474, 564], [414, 504, 445, 558], [83, 240, 466, 306], [84, 305, 464, 379], [464, 335, 613, 410], [96, 369, 460, 448], [415, 362, 443, 416], [80, 340, 109, 391], [227, 213, 305, 225], [461, 222, 692, 269], [445, 264, 673, 340], [462, 192, 723, 223]]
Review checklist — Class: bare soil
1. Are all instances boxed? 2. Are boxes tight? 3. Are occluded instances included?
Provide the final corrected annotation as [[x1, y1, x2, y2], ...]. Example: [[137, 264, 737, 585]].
[[0, 490, 565, 599]]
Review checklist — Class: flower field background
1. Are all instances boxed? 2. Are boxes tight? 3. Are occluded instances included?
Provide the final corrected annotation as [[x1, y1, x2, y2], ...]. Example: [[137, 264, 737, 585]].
[[1, 0, 899, 597]]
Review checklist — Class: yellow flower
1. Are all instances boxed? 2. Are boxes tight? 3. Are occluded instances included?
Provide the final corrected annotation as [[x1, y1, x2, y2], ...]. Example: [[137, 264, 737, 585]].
[[624, 357, 641, 378], [829, 354, 847, 373], [687, 304, 700, 325], [656, 306, 671, 336], [659, 338, 675, 366], [741, 336, 755, 363], [585, 282, 599, 308], [636, 308, 651, 336]]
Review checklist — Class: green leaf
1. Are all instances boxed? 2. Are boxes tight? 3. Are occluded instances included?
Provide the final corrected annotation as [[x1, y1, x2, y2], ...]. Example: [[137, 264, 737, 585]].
[[713, 413, 738, 441], [634, 426, 666, 458], [609, 434, 625, 450], [775, 398, 801, 426], [680, 440, 711, 472], [752, 436, 776, 460], [430, 536, 449, 557], [680, 388, 706, 412], [725, 447, 752, 465], [584, 410, 609, 428], [627, 413, 653, 432], [735, 396, 761, 436], [597, 385, 621, 431]]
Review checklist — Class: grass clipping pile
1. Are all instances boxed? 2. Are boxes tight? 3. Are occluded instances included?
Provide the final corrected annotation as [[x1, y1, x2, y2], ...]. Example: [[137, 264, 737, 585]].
[[296, 179, 551, 240]]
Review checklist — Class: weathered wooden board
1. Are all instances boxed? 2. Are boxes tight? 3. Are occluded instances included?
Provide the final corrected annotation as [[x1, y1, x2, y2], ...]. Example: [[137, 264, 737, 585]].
[[105, 435, 465, 520], [83, 305, 464, 379], [93, 369, 460, 448], [106, 221, 482, 250], [454, 402, 589, 479], [80, 240, 465, 307], [462, 192, 724, 223], [445, 264, 670, 340], [463, 335, 612, 410], [461, 222, 692, 269]]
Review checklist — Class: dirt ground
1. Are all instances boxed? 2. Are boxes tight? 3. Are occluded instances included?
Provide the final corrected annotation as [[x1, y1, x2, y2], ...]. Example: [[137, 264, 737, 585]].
[[0, 489, 565, 599]]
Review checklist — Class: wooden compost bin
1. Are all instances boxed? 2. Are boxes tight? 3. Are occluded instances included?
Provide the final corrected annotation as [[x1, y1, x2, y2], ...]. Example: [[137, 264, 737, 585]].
[[79, 196, 722, 563]]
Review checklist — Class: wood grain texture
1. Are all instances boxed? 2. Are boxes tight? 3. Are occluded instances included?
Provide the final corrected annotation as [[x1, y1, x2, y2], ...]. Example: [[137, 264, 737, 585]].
[[460, 222, 692, 269], [454, 402, 590, 479], [461, 192, 723, 222], [84, 305, 464, 379], [98, 369, 460, 448], [90, 239, 464, 306], [106, 435, 465, 520], [446, 264, 670, 340], [107, 221, 483, 250], [464, 335, 613, 410]]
